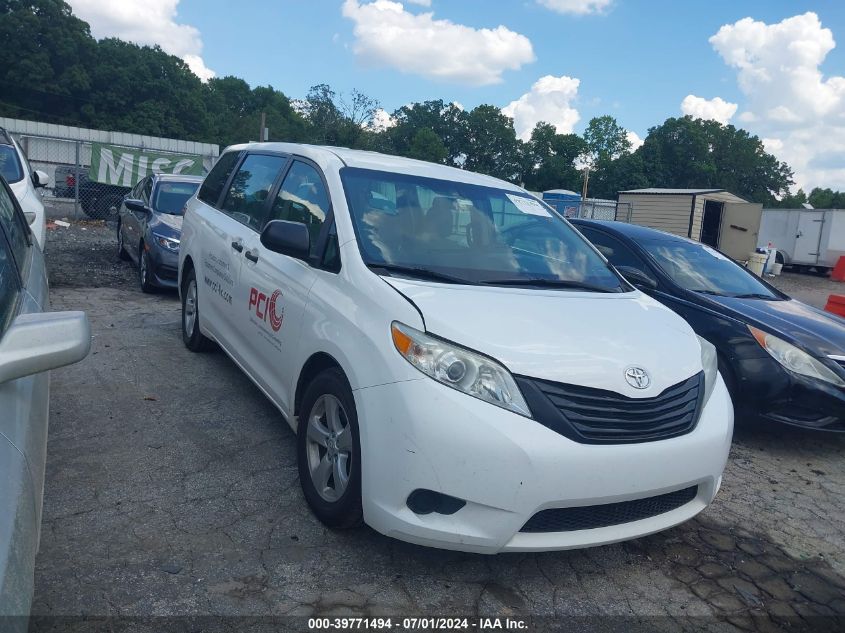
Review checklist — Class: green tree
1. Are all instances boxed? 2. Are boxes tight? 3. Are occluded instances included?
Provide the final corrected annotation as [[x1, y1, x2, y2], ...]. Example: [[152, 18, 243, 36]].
[[0, 0, 96, 124], [389, 100, 467, 166], [408, 128, 448, 163], [583, 115, 631, 163], [522, 122, 587, 192], [807, 187, 845, 209], [638, 116, 793, 203], [463, 105, 522, 182]]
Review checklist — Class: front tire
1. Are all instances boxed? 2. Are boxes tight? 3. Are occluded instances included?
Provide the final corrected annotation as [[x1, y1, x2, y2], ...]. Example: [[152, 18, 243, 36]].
[[181, 268, 213, 352], [139, 246, 156, 294], [297, 368, 363, 529]]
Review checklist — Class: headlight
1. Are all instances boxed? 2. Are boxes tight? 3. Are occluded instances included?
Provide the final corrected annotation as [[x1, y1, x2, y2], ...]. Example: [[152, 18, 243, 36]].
[[698, 335, 718, 405], [749, 325, 845, 387], [154, 234, 180, 251], [391, 322, 531, 417]]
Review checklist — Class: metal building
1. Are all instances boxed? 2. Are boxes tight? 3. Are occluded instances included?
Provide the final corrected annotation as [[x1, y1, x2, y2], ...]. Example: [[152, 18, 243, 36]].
[[616, 188, 763, 261]]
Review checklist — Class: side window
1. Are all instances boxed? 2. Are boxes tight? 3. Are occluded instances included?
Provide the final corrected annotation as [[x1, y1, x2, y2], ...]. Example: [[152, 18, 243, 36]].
[[267, 161, 330, 256], [580, 228, 656, 280], [0, 224, 21, 336], [0, 179, 29, 268], [141, 177, 153, 204], [221, 153, 287, 231], [198, 151, 241, 207]]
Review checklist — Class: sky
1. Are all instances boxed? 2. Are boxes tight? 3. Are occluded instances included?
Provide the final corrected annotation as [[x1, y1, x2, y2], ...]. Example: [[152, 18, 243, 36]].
[[65, 0, 845, 192]]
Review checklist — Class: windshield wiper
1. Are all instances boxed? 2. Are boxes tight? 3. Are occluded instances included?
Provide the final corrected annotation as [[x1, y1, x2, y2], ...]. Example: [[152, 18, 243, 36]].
[[689, 289, 724, 296], [368, 263, 475, 285], [480, 278, 617, 293], [730, 292, 775, 299]]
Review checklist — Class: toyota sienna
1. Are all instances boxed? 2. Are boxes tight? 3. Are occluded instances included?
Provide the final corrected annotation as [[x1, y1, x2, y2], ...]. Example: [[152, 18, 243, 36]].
[[178, 143, 733, 553]]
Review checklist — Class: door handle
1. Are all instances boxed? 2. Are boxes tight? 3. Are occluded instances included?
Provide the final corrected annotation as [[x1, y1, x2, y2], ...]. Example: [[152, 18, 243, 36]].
[[231, 240, 243, 252], [244, 249, 259, 263]]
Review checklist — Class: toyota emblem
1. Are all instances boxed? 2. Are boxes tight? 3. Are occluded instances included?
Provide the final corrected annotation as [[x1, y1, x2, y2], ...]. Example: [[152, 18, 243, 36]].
[[625, 367, 651, 389]]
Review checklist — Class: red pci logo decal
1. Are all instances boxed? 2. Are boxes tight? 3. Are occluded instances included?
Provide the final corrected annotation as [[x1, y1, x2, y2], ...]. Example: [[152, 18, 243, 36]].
[[249, 287, 284, 332]]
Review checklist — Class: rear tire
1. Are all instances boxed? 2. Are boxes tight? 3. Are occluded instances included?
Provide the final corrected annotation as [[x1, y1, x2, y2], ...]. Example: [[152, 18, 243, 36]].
[[181, 268, 213, 352], [297, 368, 363, 529], [117, 224, 130, 261]]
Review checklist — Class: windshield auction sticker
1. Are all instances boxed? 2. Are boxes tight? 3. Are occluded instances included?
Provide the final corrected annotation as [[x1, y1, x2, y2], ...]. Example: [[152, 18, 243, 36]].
[[506, 194, 552, 218]]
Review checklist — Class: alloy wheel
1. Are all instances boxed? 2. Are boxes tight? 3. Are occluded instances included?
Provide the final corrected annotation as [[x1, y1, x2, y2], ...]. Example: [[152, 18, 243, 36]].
[[305, 394, 353, 502], [184, 279, 198, 336]]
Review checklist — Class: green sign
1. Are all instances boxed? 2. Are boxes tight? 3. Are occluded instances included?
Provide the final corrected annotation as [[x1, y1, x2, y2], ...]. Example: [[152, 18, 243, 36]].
[[89, 142, 204, 186]]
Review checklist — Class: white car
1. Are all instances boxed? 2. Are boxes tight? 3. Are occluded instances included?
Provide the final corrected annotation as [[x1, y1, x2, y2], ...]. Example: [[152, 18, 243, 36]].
[[0, 129, 49, 249], [178, 143, 733, 553]]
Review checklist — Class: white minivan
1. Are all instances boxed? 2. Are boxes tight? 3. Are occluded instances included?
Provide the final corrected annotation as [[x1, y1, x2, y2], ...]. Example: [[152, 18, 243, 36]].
[[178, 143, 733, 553]]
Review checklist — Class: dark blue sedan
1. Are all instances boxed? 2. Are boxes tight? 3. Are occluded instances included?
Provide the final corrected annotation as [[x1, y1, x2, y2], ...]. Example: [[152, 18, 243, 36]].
[[571, 219, 845, 432], [116, 173, 202, 292]]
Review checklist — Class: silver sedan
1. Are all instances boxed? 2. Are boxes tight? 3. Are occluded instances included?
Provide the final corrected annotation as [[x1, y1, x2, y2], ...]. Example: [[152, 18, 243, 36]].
[[0, 174, 90, 630]]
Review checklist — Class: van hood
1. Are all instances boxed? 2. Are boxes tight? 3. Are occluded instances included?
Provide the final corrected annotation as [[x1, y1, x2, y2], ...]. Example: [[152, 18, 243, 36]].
[[384, 278, 702, 397]]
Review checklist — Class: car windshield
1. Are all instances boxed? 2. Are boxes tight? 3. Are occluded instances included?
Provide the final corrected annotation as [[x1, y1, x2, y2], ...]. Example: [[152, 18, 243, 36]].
[[153, 181, 199, 214], [340, 168, 625, 292], [0, 145, 23, 184], [642, 238, 780, 299]]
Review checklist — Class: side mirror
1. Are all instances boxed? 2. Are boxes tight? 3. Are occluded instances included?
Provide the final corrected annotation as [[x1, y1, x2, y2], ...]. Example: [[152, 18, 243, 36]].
[[0, 312, 91, 384], [124, 199, 149, 214], [24, 211, 37, 226], [32, 170, 49, 188], [616, 265, 658, 290], [261, 220, 310, 260]]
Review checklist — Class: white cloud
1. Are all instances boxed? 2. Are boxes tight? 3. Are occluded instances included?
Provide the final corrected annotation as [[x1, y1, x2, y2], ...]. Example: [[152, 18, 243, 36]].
[[680, 95, 738, 124], [67, 0, 215, 81], [626, 130, 644, 151], [537, 0, 612, 15], [369, 108, 396, 132], [405, 0, 431, 5], [342, 0, 534, 86], [708, 12, 845, 189], [502, 75, 581, 141]]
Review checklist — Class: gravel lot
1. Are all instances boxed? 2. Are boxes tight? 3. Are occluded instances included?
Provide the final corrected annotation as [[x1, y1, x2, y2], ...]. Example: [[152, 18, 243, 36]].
[[30, 220, 845, 631]]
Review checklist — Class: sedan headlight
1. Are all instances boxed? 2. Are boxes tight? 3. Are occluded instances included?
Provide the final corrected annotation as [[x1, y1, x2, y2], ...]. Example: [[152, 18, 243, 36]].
[[154, 234, 180, 251], [749, 325, 845, 387], [698, 335, 718, 405], [391, 322, 531, 416]]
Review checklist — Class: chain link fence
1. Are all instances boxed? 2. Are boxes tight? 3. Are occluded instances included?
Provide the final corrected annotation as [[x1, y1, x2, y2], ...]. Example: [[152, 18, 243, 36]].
[[545, 199, 633, 222], [16, 133, 214, 221]]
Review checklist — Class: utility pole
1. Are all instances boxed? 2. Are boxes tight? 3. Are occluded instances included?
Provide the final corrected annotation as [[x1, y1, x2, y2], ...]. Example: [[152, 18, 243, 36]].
[[581, 165, 591, 200], [259, 112, 266, 142]]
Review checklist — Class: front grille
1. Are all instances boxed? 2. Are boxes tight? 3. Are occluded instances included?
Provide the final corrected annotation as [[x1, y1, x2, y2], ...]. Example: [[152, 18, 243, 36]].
[[521, 486, 698, 533], [516, 372, 704, 444]]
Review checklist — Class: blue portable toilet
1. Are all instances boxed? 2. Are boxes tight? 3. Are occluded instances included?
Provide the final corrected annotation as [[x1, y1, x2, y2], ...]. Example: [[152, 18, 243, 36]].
[[542, 189, 581, 217]]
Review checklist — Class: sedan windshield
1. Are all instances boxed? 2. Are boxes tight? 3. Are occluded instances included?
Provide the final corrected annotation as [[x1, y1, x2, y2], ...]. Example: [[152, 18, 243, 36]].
[[0, 145, 23, 184], [642, 239, 780, 299], [341, 168, 625, 292], [153, 181, 199, 214]]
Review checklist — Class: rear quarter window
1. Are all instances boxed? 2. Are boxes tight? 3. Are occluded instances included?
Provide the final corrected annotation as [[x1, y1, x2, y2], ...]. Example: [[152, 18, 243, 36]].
[[198, 151, 241, 208]]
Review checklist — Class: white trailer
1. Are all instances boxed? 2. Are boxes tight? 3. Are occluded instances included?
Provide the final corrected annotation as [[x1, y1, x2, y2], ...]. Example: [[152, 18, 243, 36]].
[[757, 208, 845, 273]]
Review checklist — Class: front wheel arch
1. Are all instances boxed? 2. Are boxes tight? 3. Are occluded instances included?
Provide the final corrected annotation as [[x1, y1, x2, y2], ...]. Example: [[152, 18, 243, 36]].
[[294, 352, 346, 422]]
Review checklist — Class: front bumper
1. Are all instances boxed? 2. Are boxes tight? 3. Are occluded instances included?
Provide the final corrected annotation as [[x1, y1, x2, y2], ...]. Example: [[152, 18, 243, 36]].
[[354, 374, 733, 553], [733, 357, 845, 431], [147, 245, 179, 289]]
